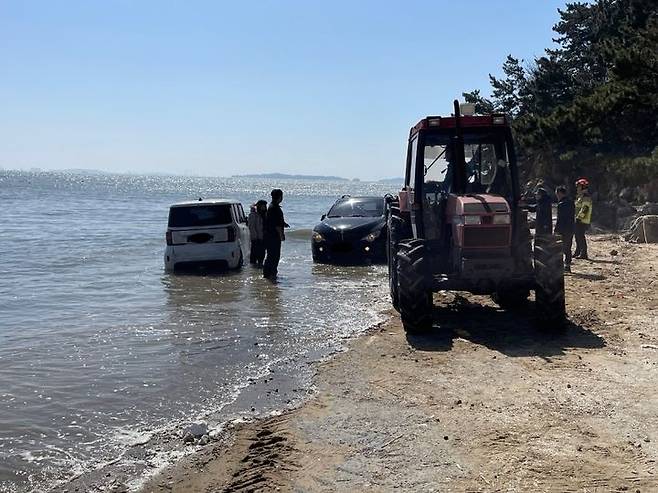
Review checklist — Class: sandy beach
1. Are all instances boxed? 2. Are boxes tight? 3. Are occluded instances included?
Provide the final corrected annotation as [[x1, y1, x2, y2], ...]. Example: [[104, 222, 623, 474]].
[[129, 235, 658, 492]]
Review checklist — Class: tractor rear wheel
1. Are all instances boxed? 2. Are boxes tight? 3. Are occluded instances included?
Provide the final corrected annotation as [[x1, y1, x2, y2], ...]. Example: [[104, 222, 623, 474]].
[[387, 204, 411, 312], [397, 239, 433, 334], [534, 235, 566, 330]]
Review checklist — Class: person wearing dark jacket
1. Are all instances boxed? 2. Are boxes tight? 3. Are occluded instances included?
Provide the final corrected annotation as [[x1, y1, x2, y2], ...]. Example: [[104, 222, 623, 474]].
[[528, 188, 553, 235], [555, 185, 575, 272], [248, 200, 267, 266], [263, 189, 286, 280]]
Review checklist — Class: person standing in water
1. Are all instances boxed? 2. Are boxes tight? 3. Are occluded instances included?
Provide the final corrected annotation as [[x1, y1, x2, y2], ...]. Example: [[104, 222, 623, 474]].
[[263, 189, 286, 280], [247, 200, 267, 266]]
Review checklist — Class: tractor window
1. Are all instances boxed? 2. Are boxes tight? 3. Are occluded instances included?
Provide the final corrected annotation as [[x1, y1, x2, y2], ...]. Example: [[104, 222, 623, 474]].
[[408, 136, 418, 188], [423, 143, 449, 240], [465, 143, 498, 186], [470, 141, 511, 198], [424, 144, 449, 186], [421, 132, 512, 198]]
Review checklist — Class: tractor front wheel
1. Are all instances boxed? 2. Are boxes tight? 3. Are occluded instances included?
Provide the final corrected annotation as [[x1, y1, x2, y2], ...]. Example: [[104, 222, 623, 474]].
[[534, 235, 566, 330], [387, 203, 411, 312], [397, 239, 433, 334]]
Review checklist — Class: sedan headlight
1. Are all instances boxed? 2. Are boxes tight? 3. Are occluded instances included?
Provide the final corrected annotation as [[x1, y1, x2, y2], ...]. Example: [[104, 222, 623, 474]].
[[312, 232, 325, 243], [493, 214, 511, 224], [363, 230, 382, 242]]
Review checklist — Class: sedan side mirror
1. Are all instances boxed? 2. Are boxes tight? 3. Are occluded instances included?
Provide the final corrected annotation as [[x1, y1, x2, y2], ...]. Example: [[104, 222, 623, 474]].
[[321, 214, 326, 221]]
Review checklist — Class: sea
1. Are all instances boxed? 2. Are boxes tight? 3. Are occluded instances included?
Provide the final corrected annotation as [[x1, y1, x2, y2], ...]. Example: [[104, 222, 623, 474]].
[[0, 170, 396, 492]]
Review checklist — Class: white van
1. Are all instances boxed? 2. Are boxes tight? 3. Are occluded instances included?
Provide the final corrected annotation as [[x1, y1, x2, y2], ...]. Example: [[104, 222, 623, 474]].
[[164, 199, 250, 272]]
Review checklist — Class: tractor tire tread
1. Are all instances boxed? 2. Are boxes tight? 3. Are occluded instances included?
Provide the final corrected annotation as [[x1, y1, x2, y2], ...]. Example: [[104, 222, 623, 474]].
[[534, 235, 566, 331], [397, 239, 433, 334], [387, 204, 410, 312]]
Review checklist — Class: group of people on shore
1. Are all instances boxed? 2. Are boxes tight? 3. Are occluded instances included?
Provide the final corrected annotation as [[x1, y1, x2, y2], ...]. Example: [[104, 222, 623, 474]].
[[247, 189, 287, 281], [529, 178, 593, 272]]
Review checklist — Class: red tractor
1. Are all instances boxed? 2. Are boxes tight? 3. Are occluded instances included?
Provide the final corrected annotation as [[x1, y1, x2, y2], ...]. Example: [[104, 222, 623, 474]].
[[387, 100, 566, 333]]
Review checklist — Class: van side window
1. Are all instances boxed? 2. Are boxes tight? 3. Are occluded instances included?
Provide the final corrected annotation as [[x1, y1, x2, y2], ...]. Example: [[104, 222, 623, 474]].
[[238, 205, 247, 222]]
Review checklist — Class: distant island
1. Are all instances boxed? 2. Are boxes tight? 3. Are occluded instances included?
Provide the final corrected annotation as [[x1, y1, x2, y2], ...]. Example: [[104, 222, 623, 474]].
[[5, 168, 404, 183], [59, 168, 115, 175], [233, 173, 404, 183], [233, 173, 349, 181]]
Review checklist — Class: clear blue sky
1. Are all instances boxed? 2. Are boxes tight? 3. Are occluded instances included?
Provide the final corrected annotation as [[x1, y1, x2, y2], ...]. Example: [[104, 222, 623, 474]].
[[1, 0, 566, 180]]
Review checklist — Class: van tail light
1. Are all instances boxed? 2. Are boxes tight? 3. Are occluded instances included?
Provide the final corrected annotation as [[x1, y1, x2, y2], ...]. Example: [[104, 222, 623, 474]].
[[166, 231, 173, 246], [227, 226, 236, 242]]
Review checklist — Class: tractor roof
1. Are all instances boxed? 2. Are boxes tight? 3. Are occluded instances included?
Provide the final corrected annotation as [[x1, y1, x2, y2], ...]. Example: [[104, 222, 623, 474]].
[[410, 114, 509, 138]]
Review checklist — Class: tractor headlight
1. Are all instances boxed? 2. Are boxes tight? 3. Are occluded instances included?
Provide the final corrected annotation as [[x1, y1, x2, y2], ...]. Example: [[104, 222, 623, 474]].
[[363, 230, 381, 242], [493, 214, 511, 224], [464, 216, 482, 225], [312, 232, 325, 243]]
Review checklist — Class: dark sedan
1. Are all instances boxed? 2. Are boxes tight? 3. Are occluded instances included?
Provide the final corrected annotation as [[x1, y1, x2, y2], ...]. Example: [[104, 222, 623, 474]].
[[312, 196, 387, 264]]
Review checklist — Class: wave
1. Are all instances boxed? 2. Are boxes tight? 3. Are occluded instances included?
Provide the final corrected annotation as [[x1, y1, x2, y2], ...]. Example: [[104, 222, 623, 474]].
[[286, 228, 313, 241]]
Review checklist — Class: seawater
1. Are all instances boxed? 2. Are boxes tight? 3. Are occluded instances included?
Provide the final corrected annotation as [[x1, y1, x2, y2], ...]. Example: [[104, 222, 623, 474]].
[[0, 171, 396, 492]]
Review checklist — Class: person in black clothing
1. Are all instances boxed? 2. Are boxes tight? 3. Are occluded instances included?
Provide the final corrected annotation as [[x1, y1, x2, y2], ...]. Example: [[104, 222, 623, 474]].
[[247, 200, 267, 266], [263, 189, 286, 280], [528, 188, 553, 236], [555, 185, 575, 272]]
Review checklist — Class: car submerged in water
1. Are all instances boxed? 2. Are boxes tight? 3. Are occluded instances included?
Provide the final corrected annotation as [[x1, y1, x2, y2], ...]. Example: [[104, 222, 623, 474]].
[[312, 195, 387, 264], [164, 199, 250, 272]]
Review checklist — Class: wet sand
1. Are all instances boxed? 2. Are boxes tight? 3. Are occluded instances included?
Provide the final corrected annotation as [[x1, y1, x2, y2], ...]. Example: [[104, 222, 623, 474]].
[[136, 235, 658, 492]]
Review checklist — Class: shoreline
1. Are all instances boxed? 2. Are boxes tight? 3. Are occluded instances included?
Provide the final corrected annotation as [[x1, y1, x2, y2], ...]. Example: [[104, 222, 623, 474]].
[[129, 316, 393, 493], [54, 305, 391, 493], [137, 235, 658, 492], [136, 316, 393, 493]]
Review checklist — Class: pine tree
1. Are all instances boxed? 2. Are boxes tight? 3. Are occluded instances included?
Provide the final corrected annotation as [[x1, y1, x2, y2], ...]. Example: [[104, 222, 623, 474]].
[[469, 0, 658, 198]]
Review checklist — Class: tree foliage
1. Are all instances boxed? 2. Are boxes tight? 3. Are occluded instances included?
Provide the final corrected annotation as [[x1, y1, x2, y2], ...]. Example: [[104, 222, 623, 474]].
[[464, 0, 658, 200]]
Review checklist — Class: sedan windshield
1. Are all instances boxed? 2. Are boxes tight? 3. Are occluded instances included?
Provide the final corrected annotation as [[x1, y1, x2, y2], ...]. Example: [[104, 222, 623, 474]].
[[328, 197, 384, 218]]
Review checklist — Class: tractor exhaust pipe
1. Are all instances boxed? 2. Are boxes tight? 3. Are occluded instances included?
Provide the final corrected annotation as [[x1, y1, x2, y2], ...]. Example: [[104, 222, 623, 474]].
[[453, 99, 461, 119], [452, 99, 467, 194]]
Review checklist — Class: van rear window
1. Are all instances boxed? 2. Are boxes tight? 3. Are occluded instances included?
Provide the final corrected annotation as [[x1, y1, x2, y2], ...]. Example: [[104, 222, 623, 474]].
[[168, 205, 233, 227]]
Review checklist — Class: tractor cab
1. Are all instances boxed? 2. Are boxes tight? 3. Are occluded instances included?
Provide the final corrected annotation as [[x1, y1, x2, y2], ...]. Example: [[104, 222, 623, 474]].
[[399, 103, 522, 277], [386, 100, 566, 334]]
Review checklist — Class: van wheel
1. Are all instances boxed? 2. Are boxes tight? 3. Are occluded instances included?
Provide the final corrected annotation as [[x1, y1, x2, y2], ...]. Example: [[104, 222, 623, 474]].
[[397, 239, 433, 334], [534, 235, 566, 330]]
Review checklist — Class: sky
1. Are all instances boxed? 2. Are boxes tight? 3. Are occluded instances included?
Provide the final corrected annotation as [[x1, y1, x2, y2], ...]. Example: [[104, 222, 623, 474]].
[[0, 0, 566, 180]]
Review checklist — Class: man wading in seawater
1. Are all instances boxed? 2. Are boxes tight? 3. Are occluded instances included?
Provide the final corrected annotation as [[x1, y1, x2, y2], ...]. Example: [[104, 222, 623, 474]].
[[263, 188, 286, 280]]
